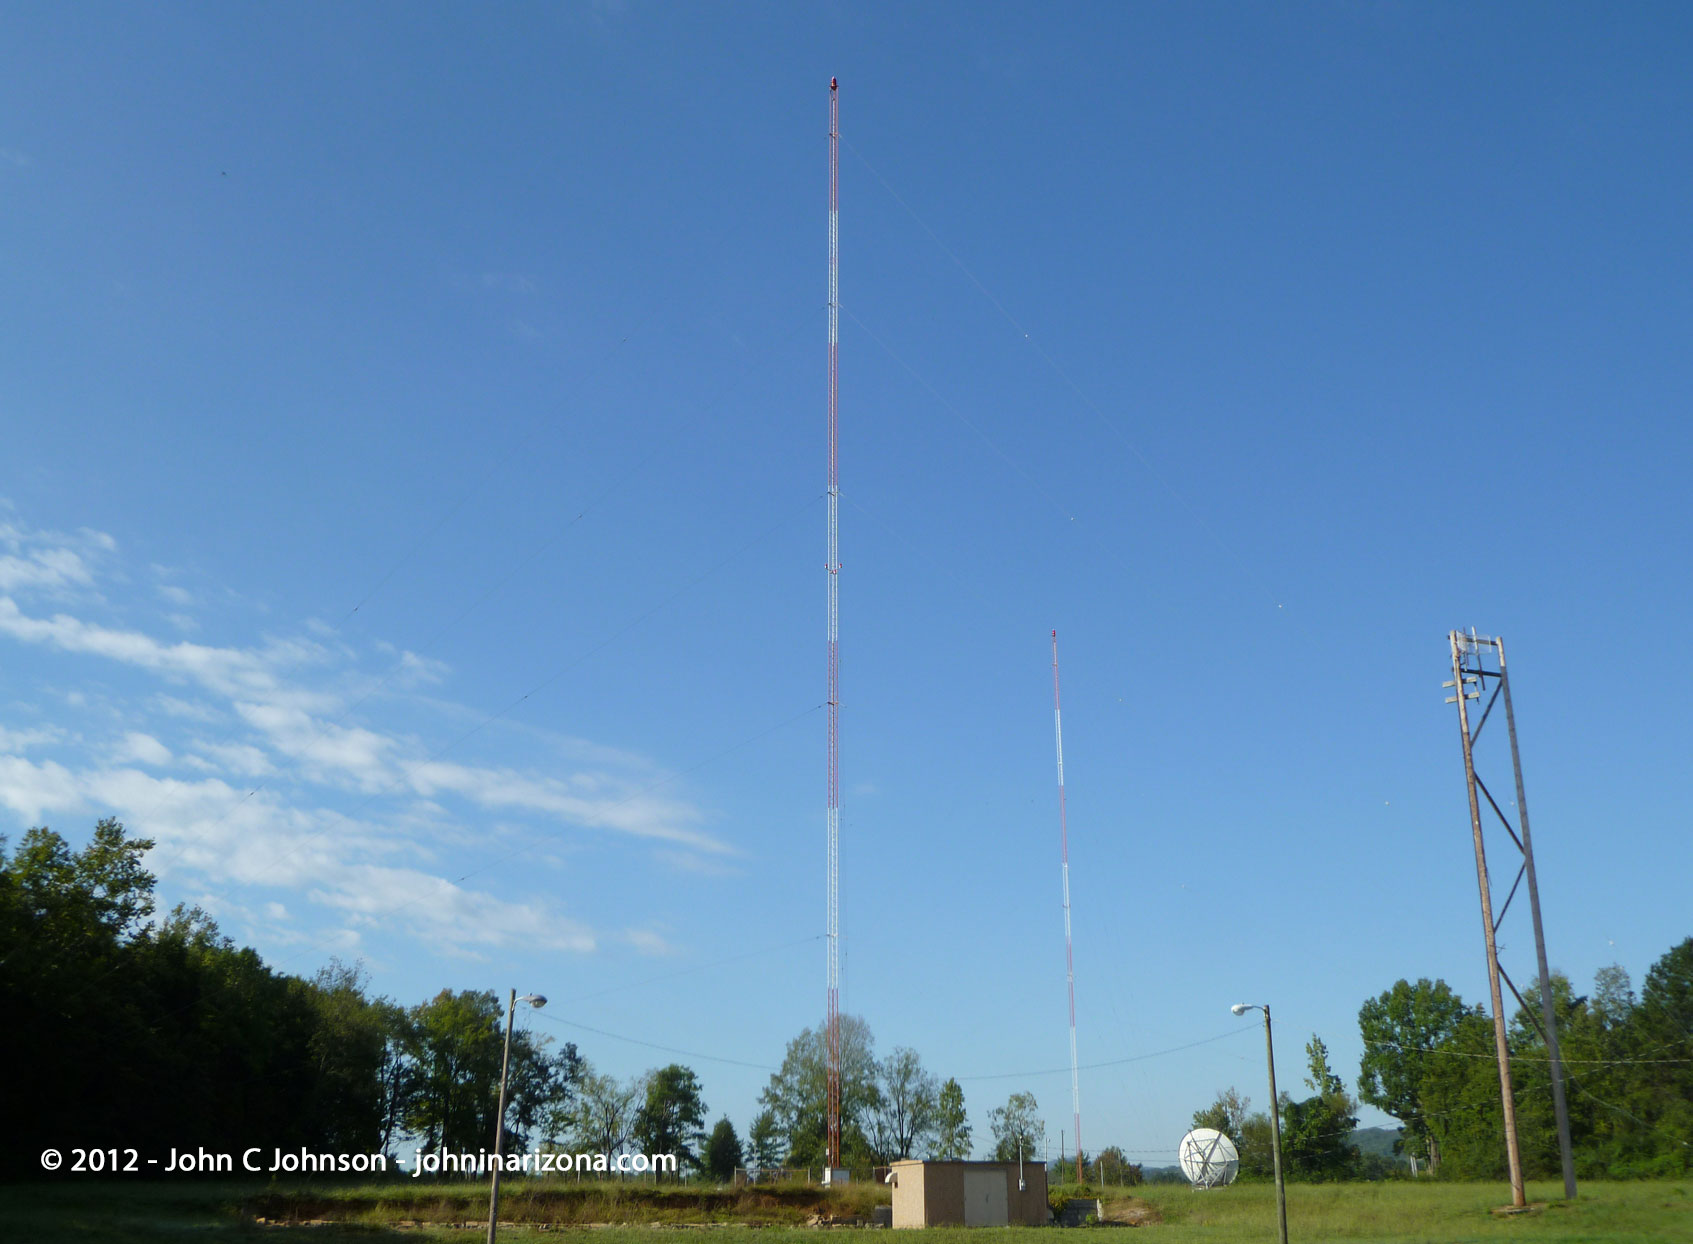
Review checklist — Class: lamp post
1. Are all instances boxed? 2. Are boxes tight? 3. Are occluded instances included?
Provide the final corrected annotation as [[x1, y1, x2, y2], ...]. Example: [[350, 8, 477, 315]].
[[1232, 1003, 1287, 1244], [488, 991, 547, 1244]]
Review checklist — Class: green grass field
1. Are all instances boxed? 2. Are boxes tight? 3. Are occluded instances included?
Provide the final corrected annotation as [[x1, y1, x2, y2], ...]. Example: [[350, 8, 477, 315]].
[[0, 1178, 1687, 1243]]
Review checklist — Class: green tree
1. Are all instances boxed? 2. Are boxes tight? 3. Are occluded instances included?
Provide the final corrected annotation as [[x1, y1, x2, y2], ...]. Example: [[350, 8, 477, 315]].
[[1236, 1109, 1278, 1180], [0, 819, 598, 1176], [1559, 966, 1640, 1175], [1278, 1035, 1359, 1181], [1505, 972, 1586, 1179], [1094, 1145, 1141, 1186], [634, 1064, 708, 1177], [1420, 1008, 1509, 1180], [1, 821, 160, 1166], [373, 998, 420, 1158], [1356, 978, 1470, 1166], [562, 1065, 642, 1157], [874, 1046, 939, 1160], [747, 1107, 784, 1169], [704, 1116, 744, 1182], [406, 989, 506, 1152], [297, 960, 390, 1153], [931, 1078, 971, 1159], [1191, 1086, 1251, 1146], [1590, 964, 1637, 1029], [987, 1091, 1043, 1162], [5, 817, 157, 942], [405, 989, 573, 1155], [757, 1015, 882, 1167], [1632, 939, 1693, 1173]]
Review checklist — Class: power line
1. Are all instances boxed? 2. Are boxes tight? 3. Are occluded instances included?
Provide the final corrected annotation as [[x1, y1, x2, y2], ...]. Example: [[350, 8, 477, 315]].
[[1563, 1071, 1693, 1152], [538, 1018, 1273, 1091], [46, 488, 823, 1013], [264, 700, 823, 978], [531, 1010, 779, 1073], [447, 701, 825, 891], [254, 489, 825, 882], [52, 696, 824, 1012], [0, 302, 825, 994], [571, 935, 824, 1007], [123, 307, 822, 900], [1363, 1038, 1692, 1068], [841, 136, 1296, 622], [840, 302, 1076, 522], [957, 1026, 1255, 1082]]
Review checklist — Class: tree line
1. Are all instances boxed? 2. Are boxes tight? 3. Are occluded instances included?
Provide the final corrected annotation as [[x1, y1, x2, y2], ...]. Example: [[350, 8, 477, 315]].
[[742, 1016, 1139, 1183], [1356, 943, 1692, 1180], [1190, 1033, 1384, 1182], [0, 820, 722, 1177], [1, 819, 1072, 1182], [1189, 937, 1691, 1182]]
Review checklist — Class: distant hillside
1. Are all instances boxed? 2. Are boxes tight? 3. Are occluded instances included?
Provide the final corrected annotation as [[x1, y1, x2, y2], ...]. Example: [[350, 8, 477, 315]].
[[1145, 1128, 1404, 1184], [1348, 1127, 1404, 1160]]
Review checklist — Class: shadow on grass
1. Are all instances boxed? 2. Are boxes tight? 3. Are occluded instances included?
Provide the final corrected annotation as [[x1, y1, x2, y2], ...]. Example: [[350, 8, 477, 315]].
[[0, 1181, 467, 1243]]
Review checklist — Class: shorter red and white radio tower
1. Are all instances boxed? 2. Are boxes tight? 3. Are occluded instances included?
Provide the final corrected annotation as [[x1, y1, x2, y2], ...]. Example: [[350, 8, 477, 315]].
[[1052, 630, 1082, 1177]]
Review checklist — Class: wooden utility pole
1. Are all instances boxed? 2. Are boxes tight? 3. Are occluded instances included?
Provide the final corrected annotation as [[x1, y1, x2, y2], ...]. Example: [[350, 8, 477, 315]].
[[1450, 645, 1526, 1208], [1447, 630, 1576, 1206]]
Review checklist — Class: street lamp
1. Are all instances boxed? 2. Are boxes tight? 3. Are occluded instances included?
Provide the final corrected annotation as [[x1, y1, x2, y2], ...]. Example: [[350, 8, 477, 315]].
[[1232, 1003, 1288, 1244], [488, 991, 547, 1244]]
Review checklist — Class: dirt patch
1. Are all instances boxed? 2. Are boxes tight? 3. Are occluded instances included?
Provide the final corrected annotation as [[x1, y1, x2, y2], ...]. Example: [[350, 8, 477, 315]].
[[1097, 1196, 1162, 1227], [245, 1184, 887, 1229]]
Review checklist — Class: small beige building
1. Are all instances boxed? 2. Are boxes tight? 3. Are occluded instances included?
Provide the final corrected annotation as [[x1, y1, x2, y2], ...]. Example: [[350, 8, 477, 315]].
[[887, 1160, 1048, 1228]]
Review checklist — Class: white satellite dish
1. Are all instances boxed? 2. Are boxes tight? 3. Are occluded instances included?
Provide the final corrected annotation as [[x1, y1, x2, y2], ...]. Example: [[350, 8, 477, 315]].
[[1177, 1128, 1239, 1189]]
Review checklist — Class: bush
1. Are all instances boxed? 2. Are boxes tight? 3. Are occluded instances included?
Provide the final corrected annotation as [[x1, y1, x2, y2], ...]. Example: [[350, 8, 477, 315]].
[[1047, 1183, 1095, 1216]]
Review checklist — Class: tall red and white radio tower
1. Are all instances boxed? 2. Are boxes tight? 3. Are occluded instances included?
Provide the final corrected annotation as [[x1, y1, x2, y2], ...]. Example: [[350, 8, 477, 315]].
[[824, 76, 843, 1176], [1052, 630, 1082, 1176]]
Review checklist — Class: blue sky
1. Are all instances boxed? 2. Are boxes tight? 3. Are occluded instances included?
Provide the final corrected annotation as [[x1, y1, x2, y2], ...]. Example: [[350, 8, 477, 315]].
[[3, 3, 1690, 1165]]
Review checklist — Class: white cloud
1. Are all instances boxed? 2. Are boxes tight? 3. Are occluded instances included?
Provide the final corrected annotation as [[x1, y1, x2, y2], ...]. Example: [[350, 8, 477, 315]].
[[152, 695, 221, 723], [0, 747, 603, 956], [654, 848, 738, 877], [192, 740, 274, 778], [234, 701, 396, 791], [0, 506, 734, 961], [406, 757, 727, 854], [0, 597, 331, 709], [113, 731, 172, 767], [396, 649, 448, 687], [625, 928, 676, 956], [0, 516, 115, 597], [0, 594, 733, 854], [0, 547, 94, 592], [0, 724, 65, 752], [481, 271, 538, 294], [311, 864, 594, 952], [0, 754, 84, 824]]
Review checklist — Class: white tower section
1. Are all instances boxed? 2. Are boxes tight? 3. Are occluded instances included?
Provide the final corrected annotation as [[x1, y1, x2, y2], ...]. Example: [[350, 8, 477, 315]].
[[1052, 630, 1081, 1175]]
